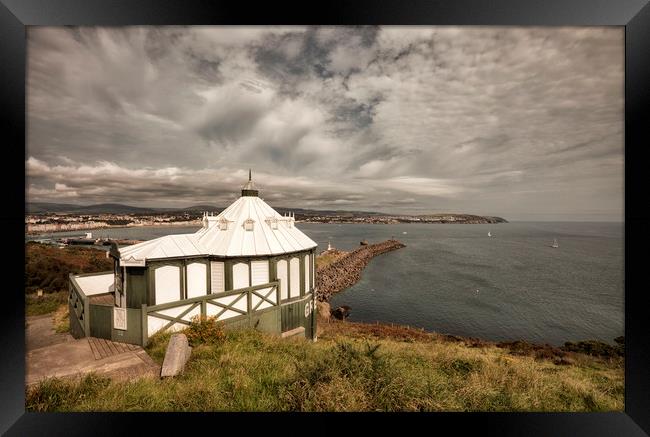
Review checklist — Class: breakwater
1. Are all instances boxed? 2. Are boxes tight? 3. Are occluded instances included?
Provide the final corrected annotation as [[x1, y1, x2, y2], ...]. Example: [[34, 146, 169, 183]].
[[315, 239, 406, 302]]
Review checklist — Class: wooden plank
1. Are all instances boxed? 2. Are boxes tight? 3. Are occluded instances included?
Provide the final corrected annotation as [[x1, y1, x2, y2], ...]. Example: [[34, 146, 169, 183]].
[[105, 339, 120, 356], [96, 338, 110, 359], [146, 281, 279, 312], [88, 338, 101, 360]]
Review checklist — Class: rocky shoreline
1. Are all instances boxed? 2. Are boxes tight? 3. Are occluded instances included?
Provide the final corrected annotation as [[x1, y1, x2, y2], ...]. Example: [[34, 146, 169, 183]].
[[315, 239, 406, 302]]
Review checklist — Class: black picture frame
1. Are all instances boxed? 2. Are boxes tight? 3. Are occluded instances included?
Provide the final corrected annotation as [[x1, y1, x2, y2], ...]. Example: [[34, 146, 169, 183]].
[[2, 0, 649, 435]]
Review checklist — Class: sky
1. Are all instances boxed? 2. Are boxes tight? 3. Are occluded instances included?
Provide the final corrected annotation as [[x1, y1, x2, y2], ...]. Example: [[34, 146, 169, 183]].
[[26, 26, 624, 221]]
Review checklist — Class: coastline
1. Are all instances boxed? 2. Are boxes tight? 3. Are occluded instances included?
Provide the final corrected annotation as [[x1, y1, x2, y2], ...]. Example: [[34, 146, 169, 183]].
[[26, 216, 507, 236], [25, 221, 203, 236]]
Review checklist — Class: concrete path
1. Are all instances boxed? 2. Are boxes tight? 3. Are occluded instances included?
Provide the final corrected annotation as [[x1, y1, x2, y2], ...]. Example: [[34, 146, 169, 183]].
[[26, 314, 160, 387], [26, 314, 74, 351]]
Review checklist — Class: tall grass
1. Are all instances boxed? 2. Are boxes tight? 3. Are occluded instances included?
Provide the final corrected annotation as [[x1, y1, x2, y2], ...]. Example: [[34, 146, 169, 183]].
[[26, 291, 68, 316], [25, 328, 623, 412]]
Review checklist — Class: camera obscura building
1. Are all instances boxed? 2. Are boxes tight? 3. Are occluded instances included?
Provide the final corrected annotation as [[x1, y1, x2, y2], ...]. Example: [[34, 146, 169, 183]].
[[68, 172, 318, 345]]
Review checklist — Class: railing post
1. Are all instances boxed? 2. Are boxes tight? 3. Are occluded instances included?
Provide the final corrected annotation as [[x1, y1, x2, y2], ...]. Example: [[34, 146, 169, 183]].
[[83, 296, 90, 338], [247, 288, 253, 327], [141, 304, 148, 347], [201, 298, 207, 318]]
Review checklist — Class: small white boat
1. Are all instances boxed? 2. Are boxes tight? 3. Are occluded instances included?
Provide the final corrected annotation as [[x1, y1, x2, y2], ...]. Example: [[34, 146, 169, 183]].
[[552, 238, 559, 248], [488, 231, 492, 237], [402, 231, 407, 235]]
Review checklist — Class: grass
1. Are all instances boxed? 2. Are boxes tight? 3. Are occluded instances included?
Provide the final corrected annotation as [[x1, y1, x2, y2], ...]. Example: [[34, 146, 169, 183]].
[[26, 291, 68, 316], [25, 323, 624, 412], [315, 250, 348, 269], [53, 304, 70, 333]]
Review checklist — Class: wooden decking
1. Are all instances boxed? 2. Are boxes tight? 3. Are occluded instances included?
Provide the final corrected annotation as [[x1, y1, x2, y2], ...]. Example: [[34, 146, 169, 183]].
[[87, 337, 140, 360]]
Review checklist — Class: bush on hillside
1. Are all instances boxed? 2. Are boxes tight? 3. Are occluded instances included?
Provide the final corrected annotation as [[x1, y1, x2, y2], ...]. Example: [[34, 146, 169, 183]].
[[183, 315, 226, 346], [25, 242, 112, 294]]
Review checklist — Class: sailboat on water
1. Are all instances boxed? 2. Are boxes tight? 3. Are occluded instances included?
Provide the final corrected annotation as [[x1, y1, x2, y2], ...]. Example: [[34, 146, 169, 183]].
[[487, 231, 492, 237], [552, 238, 559, 248]]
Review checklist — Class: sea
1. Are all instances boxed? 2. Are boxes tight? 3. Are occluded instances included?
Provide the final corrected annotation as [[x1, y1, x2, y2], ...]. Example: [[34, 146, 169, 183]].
[[28, 221, 624, 346]]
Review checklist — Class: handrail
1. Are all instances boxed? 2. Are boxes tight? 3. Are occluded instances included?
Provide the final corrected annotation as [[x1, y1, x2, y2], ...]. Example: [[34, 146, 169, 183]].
[[69, 273, 87, 299], [146, 281, 280, 312], [73, 270, 114, 278]]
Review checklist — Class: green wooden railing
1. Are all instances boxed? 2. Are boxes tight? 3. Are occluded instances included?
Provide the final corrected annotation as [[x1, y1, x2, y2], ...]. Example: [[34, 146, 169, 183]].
[[68, 274, 90, 338], [141, 281, 281, 345]]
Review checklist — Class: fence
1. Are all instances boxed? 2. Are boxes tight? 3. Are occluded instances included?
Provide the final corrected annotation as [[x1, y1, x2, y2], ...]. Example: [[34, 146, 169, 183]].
[[68, 274, 89, 339], [141, 281, 281, 345]]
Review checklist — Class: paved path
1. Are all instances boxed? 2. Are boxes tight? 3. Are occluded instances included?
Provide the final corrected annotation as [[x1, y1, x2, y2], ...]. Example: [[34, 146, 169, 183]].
[[26, 314, 73, 351], [26, 314, 160, 387]]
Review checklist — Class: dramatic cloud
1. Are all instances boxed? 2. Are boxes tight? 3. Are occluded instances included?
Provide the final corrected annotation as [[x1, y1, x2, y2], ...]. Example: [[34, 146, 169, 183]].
[[27, 26, 623, 220]]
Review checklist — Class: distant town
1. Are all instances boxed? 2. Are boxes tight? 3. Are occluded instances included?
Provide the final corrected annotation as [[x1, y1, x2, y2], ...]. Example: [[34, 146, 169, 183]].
[[25, 203, 507, 234]]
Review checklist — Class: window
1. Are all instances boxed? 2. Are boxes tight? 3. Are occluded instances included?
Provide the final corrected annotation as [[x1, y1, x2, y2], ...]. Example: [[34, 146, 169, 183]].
[[277, 259, 288, 300], [251, 260, 269, 286], [232, 262, 250, 290], [304, 254, 310, 292], [210, 261, 225, 293], [290, 257, 300, 298], [154, 265, 181, 305], [244, 218, 255, 231], [186, 262, 207, 298], [218, 218, 229, 230]]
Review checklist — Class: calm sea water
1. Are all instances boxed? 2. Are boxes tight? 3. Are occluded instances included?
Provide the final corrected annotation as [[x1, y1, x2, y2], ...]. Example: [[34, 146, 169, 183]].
[[29, 222, 624, 345]]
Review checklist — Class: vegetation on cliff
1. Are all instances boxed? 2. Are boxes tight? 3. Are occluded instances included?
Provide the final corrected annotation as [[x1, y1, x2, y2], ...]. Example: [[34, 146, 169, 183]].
[[25, 242, 112, 294], [25, 242, 113, 317]]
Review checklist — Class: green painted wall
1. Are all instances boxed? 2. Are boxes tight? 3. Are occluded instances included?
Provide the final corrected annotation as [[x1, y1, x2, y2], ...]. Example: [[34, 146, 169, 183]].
[[111, 308, 143, 345], [280, 294, 314, 338], [126, 267, 147, 309], [89, 304, 112, 339]]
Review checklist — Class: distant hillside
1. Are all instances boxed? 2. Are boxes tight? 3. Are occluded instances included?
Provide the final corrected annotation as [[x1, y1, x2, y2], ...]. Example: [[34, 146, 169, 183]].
[[26, 202, 506, 223], [27, 202, 164, 214], [415, 214, 509, 223], [26, 202, 386, 216]]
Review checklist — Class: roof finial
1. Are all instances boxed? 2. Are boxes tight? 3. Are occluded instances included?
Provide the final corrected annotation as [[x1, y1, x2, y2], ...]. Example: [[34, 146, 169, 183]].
[[241, 168, 259, 197]]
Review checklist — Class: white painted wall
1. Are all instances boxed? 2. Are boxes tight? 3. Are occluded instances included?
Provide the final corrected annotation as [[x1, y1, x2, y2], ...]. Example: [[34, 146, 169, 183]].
[[233, 262, 250, 290], [312, 254, 316, 293], [277, 259, 288, 300], [186, 262, 207, 299], [154, 265, 181, 305], [251, 260, 269, 286], [210, 261, 225, 293], [290, 257, 300, 298], [304, 254, 310, 292]]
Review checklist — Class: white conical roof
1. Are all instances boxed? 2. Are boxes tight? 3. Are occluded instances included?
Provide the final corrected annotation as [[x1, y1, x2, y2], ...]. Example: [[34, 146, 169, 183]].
[[118, 182, 317, 264]]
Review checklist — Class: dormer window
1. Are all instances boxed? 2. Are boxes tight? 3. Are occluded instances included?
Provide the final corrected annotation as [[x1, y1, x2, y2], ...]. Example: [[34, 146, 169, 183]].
[[244, 218, 255, 231], [218, 218, 230, 231], [266, 217, 279, 230]]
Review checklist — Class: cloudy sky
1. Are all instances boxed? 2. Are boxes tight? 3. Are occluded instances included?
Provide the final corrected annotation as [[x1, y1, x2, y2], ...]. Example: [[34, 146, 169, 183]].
[[26, 26, 623, 221]]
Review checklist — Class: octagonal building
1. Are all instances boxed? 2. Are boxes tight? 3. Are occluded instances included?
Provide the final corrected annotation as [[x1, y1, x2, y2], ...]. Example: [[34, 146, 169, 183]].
[[69, 171, 318, 345]]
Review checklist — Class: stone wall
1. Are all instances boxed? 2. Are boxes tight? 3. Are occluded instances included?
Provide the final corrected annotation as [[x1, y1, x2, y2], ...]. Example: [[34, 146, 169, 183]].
[[315, 239, 405, 302]]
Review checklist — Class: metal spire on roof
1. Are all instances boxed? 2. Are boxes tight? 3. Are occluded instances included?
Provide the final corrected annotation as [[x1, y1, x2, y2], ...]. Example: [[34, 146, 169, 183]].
[[241, 168, 259, 197]]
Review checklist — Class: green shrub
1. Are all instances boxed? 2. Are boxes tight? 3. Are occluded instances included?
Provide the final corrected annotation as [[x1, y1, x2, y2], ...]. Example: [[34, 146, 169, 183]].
[[183, 315, 226, 346]]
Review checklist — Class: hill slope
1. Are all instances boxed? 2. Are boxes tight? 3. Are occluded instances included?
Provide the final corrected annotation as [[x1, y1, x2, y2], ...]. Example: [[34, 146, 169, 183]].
[[26, 322, 623, 412]]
